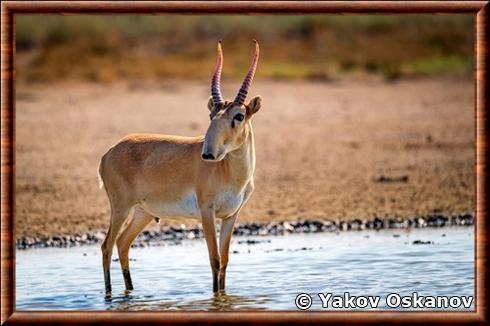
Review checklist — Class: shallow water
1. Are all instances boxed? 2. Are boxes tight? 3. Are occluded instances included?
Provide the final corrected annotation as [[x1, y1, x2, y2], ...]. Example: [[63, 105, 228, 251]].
[[16, 227, 474, 311]]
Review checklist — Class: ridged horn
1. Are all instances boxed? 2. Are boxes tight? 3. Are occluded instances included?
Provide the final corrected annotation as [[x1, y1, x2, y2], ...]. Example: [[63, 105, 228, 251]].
[[211, 41, 224, 106], [234, 40, 260, 105]]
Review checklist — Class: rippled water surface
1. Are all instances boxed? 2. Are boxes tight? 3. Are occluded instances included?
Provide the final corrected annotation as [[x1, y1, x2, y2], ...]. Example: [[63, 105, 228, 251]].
[[17, 227, 474, 310]]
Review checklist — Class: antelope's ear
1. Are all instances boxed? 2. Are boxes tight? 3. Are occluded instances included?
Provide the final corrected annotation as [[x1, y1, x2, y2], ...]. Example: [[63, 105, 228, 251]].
[[207, 96, 224, 117], [246, 95, 262, 116], [207, 97, 215, 112]]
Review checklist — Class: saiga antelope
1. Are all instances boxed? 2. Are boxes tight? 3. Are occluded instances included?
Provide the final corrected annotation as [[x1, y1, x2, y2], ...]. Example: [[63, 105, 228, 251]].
[[99, 41, 261, 298]]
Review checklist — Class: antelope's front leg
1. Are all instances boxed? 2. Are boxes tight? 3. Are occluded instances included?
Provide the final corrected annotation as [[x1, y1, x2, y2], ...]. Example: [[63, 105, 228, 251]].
[[201, 210, 220, 293], [218, 213, 238, 291]]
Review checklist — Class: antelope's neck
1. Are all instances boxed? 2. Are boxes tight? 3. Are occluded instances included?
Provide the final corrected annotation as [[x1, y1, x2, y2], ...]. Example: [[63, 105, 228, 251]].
[[224, 123, 255, 187]]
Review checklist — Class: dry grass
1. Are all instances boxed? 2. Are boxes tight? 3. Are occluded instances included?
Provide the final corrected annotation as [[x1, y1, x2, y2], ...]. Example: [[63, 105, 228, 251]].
[[16, 15, 473, 82]]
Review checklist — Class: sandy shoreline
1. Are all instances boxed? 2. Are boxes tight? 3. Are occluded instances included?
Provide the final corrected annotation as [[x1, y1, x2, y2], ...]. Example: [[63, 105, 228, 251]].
[[16, 77, 474, 239]]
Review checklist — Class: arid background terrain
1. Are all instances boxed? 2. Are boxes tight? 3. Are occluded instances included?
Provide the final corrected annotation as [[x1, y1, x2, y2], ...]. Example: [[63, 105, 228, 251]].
[[15, 15, 474, 238]]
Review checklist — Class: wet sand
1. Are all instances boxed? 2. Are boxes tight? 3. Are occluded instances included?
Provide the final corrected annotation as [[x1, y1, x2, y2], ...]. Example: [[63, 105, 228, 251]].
[[15, 77, 474, 238]]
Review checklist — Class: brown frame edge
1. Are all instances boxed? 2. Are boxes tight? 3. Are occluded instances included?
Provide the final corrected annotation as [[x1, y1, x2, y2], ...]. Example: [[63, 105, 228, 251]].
[[1, 1, 488, 325], [0, 1, 487, 14]]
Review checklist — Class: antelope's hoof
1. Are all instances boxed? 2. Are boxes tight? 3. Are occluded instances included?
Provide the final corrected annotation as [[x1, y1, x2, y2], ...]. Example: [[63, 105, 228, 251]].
[[104, 291, 112, 301], [216, 289, 226, 296]]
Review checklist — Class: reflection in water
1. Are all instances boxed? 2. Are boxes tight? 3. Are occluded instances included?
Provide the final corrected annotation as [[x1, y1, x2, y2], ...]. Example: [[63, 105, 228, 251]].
[[16, 227, 474, 310], [108, 292, 270, 311]]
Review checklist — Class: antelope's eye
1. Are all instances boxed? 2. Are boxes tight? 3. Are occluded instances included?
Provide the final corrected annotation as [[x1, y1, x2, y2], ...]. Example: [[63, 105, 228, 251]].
[[234, 113, 244, 121]]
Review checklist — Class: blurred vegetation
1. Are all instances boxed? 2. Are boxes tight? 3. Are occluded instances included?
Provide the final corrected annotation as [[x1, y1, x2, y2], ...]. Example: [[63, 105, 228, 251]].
[[16, 15, 473, 83]]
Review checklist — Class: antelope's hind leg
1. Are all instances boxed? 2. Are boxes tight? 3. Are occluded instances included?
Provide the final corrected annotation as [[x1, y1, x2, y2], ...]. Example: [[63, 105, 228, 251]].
[[116, 209, 154, 292], [102, 200, 132, 299]]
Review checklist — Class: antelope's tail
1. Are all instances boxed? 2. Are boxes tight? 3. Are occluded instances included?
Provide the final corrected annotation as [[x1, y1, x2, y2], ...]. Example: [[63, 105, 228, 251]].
[[97, 161, 104, 189]]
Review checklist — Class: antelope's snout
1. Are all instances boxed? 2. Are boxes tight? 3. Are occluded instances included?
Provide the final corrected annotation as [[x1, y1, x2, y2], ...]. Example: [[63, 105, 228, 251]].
[[201, 153, 215, 161], [201, 142, 223, 162], [202, 123, 225, 162]]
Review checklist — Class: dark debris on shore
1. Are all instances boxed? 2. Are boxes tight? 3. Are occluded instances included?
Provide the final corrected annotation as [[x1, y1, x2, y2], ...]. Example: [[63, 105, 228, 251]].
[[16, 213, 474, 250]]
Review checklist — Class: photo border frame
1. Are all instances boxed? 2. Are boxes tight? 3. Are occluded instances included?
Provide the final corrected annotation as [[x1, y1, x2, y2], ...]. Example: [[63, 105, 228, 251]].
[[1, 1, 488, 324]]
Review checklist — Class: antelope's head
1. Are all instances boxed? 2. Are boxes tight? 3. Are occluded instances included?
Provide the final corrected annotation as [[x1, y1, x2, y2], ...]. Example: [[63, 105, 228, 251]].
[[202, 41, 262, 162]]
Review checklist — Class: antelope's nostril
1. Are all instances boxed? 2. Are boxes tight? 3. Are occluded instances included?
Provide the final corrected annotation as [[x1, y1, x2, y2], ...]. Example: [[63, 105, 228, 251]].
[[202, 153, 215, 160]]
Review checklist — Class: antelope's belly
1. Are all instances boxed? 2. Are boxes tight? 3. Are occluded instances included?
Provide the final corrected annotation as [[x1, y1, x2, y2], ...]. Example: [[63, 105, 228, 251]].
[[140, 192, 201, 219]]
